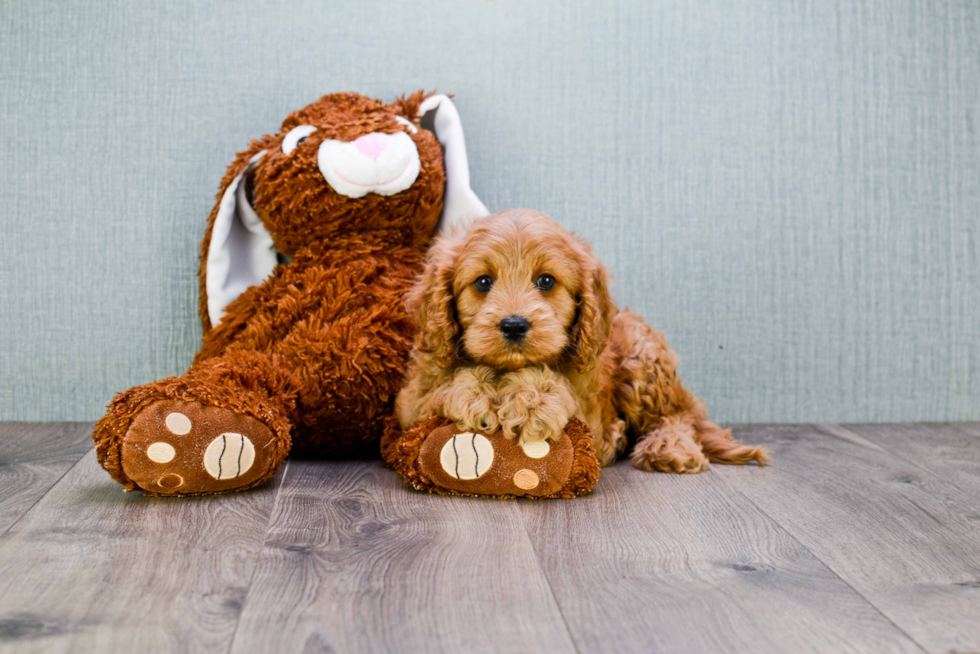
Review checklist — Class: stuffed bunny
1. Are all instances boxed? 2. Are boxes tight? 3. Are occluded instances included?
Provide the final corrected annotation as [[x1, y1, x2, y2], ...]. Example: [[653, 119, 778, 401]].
[[93, 91, 487, 496]]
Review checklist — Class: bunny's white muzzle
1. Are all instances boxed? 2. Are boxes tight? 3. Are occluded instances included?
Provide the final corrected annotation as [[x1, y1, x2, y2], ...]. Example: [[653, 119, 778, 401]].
[[318, 131, 421, 198]]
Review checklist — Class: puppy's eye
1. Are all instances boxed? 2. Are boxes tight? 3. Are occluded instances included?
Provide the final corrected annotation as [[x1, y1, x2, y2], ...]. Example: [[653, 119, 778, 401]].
[[474, 275, 494, 293], [535, 274, 556, 291], [282, 125, 317, 155], [394, 116, 418, 134]]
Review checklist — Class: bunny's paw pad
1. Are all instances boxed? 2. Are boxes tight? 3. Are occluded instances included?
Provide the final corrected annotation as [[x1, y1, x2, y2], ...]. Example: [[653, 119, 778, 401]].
[[120, 400, 276, 496], [417, 425, 575, 497]]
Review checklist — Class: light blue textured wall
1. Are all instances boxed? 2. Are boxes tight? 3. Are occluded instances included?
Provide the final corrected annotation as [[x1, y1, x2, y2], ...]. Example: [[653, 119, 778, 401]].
[[1, 0, 977, 423]]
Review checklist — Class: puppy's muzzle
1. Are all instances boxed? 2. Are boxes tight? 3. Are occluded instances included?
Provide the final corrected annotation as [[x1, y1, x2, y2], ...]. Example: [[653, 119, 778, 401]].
[[499, 316, 530, 342]]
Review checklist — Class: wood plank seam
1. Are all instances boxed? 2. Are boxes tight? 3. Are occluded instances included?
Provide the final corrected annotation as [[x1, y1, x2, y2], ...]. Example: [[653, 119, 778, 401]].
[[224, 460, 292, 654], [228, 461, 579, 653], [0, 443, 92, 542], [706, 462, 930, 654], [517, 506, 583, 654], [818, 424, 980, 532], [830, 423, 980, 507]]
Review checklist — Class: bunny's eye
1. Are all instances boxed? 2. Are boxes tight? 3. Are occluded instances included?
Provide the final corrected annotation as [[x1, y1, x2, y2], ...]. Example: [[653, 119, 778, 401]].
[[474, 275, 494, 293], [282, 125, 317, 155], [394, 116, 418, 134]]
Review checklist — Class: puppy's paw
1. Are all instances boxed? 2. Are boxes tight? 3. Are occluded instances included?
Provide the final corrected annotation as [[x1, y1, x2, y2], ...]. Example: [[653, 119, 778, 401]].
[[496, 372, 579, 445], [631, 424, 709, 474], [497, 386, 565, 444], [632, 445, 708, 474], [453, 405, 499, 435], [440, 368, 500, 435], [519, 419, 566, 447], [447, 398, 499, 435]]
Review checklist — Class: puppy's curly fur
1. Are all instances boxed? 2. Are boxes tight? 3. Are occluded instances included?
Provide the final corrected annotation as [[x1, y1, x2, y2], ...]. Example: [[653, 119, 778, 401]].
[[397, 209, 769, 473]]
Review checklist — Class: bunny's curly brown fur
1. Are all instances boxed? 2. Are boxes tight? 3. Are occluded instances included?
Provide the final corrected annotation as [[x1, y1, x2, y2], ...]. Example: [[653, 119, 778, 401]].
[[94, 91, 450, 495]]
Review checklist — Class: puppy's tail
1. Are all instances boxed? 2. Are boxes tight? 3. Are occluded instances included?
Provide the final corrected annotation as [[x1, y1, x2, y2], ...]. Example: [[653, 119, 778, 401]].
[[696, 419, 769, 466]]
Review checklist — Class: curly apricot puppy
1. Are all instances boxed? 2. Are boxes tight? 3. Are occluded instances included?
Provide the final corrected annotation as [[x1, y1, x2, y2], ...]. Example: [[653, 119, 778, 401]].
[[397, 208, 769, 473]]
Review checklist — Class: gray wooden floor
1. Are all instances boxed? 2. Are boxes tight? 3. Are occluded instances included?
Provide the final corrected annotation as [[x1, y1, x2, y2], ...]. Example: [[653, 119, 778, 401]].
[[1, 423, 979, 653]]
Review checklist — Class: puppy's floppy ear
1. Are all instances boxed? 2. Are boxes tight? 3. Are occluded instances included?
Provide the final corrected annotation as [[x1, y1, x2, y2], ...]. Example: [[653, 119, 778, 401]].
[[417, 94, 489, 235], [568, 244, 616, 373], [199, 138, 278, 332], [406, 235, 462, 368]]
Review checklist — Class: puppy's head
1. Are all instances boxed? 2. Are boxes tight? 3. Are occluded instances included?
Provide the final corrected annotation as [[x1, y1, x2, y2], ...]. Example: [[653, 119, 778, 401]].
[[409, 209, 615, 372]]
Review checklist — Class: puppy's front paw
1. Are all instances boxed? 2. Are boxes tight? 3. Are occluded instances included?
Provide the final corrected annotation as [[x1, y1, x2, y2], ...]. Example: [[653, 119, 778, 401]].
[[496, 369, 581, 445], [437, 367, 500, 435], [457, 408, 499, 435], [445, 389, 499, 435], [497, 385, 574, 446]]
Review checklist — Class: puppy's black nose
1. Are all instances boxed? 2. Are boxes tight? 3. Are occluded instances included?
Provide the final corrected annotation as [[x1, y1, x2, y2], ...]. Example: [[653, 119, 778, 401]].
[[499, 316, 530, 342]]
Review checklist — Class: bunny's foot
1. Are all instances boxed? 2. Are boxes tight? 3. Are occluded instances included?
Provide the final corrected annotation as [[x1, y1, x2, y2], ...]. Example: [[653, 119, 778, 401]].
[[114, 399, 282, 496]]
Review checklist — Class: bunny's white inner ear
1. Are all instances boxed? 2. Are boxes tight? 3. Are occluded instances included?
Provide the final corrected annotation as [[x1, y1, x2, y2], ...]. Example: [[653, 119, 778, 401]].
[[205, 151, 278, 327], [418, 94, 489, 235]]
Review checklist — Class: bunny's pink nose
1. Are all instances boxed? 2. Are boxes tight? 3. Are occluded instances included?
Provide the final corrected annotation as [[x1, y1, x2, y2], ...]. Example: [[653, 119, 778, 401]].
[[353, 133, 387, 160]]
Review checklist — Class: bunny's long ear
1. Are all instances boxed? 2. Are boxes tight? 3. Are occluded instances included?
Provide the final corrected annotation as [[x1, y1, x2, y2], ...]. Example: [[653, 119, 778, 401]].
[[418, 94, 489, 235], [200, 151, 278, 330]]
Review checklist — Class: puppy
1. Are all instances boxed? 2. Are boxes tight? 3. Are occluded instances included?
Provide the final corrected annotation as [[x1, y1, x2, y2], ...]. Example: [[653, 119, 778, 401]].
[[396, 209, 768, 473]]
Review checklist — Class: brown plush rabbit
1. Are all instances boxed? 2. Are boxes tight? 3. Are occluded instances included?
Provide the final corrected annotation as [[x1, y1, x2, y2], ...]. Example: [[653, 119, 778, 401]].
[[93, 91, 488, 496]]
